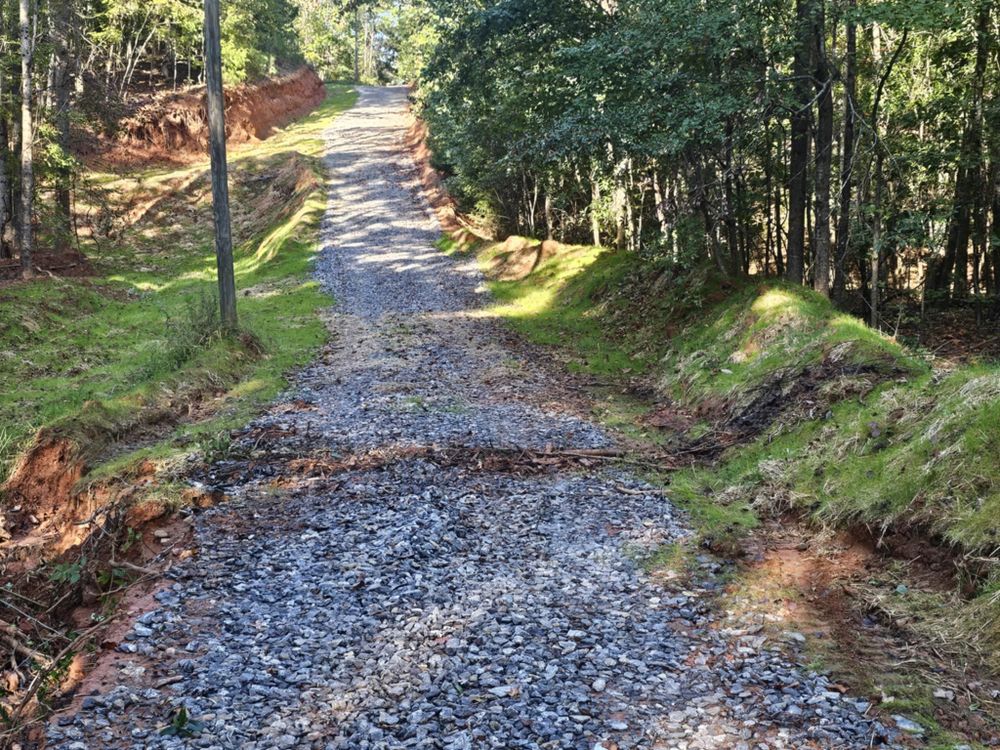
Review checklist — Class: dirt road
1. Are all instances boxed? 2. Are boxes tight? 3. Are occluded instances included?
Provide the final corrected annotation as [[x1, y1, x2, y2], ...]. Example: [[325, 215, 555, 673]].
[[47, 87, 898, 750]]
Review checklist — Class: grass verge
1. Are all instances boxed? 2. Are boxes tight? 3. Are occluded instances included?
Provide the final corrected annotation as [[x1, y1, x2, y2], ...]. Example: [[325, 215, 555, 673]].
[[0, 83, 358, 736]]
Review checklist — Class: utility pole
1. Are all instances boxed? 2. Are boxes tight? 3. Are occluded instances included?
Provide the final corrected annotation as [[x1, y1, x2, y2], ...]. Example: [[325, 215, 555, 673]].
[[204, 0, 237, 328]]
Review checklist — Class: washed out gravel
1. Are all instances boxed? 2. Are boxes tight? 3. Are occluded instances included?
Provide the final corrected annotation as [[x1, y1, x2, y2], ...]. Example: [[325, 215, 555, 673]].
[[47, 87, 900, 750]]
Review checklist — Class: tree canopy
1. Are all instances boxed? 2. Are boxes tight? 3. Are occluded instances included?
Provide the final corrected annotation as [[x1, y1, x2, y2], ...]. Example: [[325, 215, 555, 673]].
[[0, 0, 996, 321], [414, 0, 1000, 319]]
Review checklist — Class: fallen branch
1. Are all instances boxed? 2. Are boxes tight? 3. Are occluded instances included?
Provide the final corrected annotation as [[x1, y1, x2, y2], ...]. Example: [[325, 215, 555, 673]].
[[0, 619, 110, 747], [109, 559, 161, 577]]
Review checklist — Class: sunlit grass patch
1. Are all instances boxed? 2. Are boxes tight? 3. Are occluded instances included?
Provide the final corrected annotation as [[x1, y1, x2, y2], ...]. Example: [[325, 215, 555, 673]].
[[482, 243, 656, 378]]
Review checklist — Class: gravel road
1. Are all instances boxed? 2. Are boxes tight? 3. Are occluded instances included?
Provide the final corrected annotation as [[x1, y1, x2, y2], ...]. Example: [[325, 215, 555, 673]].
[[47, 87, 901, 750]]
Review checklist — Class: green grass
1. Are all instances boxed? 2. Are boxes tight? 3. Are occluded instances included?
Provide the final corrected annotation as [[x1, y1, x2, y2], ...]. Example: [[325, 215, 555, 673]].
[[471, 238, 1000, 549], [483, 242, 659, 377], [0, 84, 358, 486], [480, 238, 921, 394], [657, 282, 924, 405], [630, 541, 691, 576], [592, 391, 671, 446], [659, 467, 760, 546]]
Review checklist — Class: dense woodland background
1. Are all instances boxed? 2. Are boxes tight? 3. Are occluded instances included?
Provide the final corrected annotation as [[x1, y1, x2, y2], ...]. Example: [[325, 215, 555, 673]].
[[2, 0, 998, 334], [0, 0, 428, 278], [418, 0, 1000, 331]]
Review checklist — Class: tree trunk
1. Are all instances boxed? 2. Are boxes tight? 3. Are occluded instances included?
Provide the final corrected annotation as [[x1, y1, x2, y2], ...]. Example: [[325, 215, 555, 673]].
[[932, 2, 989, 299], [973, 186, 987, 300], [991, 161, 1000, 295], [786, 0, 813, 284], [544, 192, 554, 241], [204, 0, 237, 327], [366, 7, 376, 81], [0, 113, 10, 260], [353, 5, 361, 83], [870, 152, 885, 327], [653, 170, 669, 237], [764, 139, 774, 275], [18, 0, 34, 279], [774, 144, 784, 276], [0, 10, 11, 261], [695, 157, 726, 273], [50, 0, 74, 252], [833, 4, 857, 303], [812, 0, 833, 295], [613, 178, 626, 251], [590, 175, 601, 246], [723, 121, 740, 275]]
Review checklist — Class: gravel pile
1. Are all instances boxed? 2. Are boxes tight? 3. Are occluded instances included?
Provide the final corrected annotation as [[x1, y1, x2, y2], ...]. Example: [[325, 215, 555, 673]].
[[48, 87, 899, 749]]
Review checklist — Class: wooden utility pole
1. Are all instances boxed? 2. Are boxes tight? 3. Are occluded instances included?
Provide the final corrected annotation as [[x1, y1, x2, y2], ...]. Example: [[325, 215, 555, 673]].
[[203, 0, 237, 328]]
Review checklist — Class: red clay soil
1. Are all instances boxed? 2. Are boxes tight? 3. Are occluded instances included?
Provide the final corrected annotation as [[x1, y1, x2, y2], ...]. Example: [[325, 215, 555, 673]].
[[732, 521, 1000, 744], [80, 66, 326, 167], [403, 114, 458, 232], [2, 435, 86, 538]]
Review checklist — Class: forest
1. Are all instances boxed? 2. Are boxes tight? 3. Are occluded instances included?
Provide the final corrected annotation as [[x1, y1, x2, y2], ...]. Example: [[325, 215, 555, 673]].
[[0, 0, 435, 281], [3, 0, 998, 324], [419, 0, 1000, 327]]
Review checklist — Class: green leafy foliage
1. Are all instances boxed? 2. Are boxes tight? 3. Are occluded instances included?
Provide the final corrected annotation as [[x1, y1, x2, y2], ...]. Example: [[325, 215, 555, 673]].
[[415, 0, 1000, 309], [292, 0, 436, 83], [160, 706, 205, 738], [49, 557, 86, 585]]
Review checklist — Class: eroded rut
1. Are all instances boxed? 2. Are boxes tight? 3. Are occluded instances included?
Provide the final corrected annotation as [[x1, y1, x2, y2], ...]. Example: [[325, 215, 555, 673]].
[[47, 87, 901, 750]]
